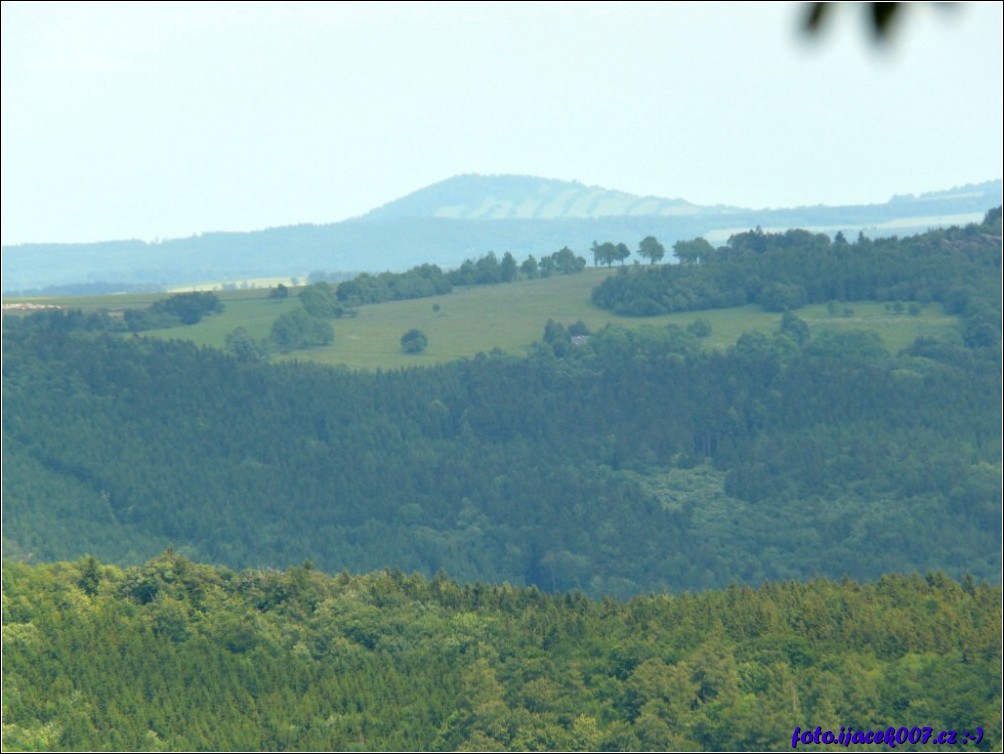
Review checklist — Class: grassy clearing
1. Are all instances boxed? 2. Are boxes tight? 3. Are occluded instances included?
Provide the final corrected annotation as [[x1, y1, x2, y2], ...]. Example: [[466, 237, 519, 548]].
[[144, 293, 302, 347], [4, 269, 960, 370], [785, 301, 959, 354]]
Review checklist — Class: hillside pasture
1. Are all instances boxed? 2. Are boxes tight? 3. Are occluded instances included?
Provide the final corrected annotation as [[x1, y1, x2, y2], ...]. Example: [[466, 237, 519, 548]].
[[4, 269, 960, 370]]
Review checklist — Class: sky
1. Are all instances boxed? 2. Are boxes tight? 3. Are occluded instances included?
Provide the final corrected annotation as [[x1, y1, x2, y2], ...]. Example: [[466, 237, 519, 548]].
[[2, 1, 1001, 245]]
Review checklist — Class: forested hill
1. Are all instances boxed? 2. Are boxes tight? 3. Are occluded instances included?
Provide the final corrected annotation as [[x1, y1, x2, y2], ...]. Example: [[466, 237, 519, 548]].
[[3, 557, 1000, 751], [593, 208, 1003, 323], [3, 215, 1000, 594]]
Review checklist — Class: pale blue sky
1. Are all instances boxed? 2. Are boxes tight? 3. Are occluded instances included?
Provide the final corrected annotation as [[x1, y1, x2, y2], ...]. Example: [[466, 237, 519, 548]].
[[2, 1, 1001, 244]]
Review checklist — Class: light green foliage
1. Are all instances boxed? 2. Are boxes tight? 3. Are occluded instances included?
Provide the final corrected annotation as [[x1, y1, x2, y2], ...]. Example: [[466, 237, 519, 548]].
[[2, 559, 1000, 752]]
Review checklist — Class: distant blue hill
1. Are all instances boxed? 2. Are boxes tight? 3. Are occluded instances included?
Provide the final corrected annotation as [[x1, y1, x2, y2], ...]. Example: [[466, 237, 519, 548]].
[[359, 174, 700, 221], [3, 175, 1000, 293]]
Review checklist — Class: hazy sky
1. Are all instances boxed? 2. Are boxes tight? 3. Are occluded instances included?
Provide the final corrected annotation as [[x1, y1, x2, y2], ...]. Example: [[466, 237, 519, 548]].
[[2, 1, 1001, 245]]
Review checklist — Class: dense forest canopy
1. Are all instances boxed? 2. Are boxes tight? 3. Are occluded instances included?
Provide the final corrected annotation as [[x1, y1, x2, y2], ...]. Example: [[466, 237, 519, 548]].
[[592, 208, 1002, 330], [3, 212, 1000, 595], [2, 211, 1000, 753], [2, 556, 1000, 751]]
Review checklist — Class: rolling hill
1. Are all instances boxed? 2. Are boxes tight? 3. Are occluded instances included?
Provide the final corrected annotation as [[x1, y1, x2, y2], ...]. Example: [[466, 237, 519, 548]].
[[2, 174, 1000, 293], [359, 173, 702, 221]]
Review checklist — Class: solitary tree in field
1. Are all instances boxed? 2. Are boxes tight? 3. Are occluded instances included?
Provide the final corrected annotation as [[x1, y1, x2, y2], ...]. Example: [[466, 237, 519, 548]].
[[401, 329, 428, 354]]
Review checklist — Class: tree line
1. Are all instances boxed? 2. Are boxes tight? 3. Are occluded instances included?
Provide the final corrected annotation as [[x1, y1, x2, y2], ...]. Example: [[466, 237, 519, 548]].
[[591, 209, 1002, 342], [300, 247, 588, 309], [590, 235, 667, 266], [241, 249, 590, 357], [56, 291, 226, 333]]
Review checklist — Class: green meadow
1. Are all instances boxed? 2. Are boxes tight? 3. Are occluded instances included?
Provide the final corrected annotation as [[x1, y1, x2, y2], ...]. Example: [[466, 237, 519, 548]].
[[4, 268, 960, 370]]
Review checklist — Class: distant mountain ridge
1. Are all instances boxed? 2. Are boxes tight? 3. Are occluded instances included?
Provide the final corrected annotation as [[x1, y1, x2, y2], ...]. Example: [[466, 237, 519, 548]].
[[3, 175, 1001, 293], [359, 174, 701, 221]]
